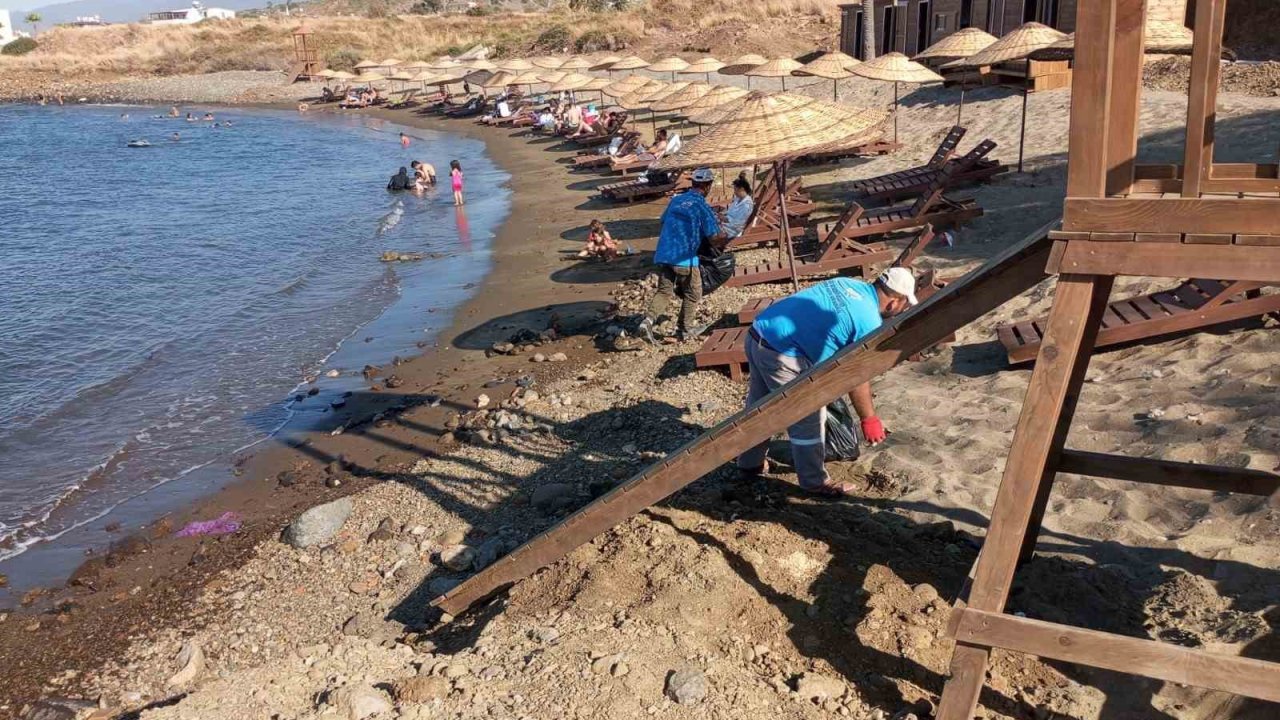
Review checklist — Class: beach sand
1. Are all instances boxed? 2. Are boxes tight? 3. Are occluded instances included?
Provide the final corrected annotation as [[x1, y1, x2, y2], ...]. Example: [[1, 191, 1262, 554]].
[[2, 76, 1277, 719]]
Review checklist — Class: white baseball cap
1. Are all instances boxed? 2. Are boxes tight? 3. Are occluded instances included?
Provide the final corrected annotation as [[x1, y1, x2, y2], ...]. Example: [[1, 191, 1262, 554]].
[[877, 267, 919, 306], [691, 167, 715, 183]]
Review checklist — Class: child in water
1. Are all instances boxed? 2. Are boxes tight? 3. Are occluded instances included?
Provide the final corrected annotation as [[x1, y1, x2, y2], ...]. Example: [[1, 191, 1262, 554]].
[[400, 132, 411, 148], [450, 160, 464, 206]]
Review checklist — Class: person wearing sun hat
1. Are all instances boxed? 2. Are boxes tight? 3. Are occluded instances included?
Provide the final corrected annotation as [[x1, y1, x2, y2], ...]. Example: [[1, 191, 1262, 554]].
[[640, 167, 726, 342], [736, 267, 918, 496]]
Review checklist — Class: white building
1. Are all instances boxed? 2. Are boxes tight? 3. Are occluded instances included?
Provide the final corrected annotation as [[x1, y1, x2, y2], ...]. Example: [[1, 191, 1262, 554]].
[[147, 2, 236, 25], [0, 9, 16, 44]]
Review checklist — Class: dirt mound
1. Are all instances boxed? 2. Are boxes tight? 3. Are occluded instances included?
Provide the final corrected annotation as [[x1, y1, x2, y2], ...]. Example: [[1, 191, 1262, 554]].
[[1144, 55, 1280, 97]]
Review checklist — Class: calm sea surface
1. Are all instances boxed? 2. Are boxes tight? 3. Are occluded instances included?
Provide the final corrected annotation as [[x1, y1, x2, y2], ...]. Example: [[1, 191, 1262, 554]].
[[0, 104, 509, 591]]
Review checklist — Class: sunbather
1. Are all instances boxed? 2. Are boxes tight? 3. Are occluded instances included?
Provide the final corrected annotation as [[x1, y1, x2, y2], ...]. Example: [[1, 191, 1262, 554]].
[[615, 129, 669, 166], [720, 176, 755, 238]]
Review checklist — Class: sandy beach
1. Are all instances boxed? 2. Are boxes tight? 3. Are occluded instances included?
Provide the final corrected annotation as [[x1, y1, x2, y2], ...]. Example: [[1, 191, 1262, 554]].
[[2, 67, 1277, 720]]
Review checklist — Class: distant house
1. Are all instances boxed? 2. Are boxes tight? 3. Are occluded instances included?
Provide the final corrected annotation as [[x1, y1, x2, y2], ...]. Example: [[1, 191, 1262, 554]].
[[66, 15, 111, 27], [147, 2, 237, 25], [839, 0, 1189, 59]]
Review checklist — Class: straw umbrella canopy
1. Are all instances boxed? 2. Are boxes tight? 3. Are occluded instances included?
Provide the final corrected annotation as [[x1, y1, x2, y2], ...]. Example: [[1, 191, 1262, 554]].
[[466, 59, 498, 71], [331, 70, 356, 81], [531, 56, 564, 70], [850, 52, 943, 144], [651, 82, 713, 112], [746, 57, 804, 91], [401, 60, 433, 71], [589, 55, 623, 73], [682, 85, 747, 116], [915, 27, 998, 63], [379, 58, 403, 69], [647, 56, 690, 81], [354, 60, 380, 71], [678, 57, 725, 83], [1029, 20, 1195, 62], [719, 53, 767, 76], [579, 77, 613, 91], [655, 91, 887, 289], [537, 70, 569, 85], [609, 55, 651, 74], [549, 72, 593, 92], [315, 68, 335, 79], [497, 58, 534, 72], [603, 75, 653, 97], [479, 70, 518, 89], [687, 95, 749, 126], [794, 51, 859, 101], [508, 69, 551, 93], [358, 73, 386, 88], [559, 56, 594, 71], [958, 22, 1066, 68]]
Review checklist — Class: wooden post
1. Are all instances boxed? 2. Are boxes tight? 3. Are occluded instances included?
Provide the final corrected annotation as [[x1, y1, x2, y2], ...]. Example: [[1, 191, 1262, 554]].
[[776, 160, 800, 292], [1182, 0, 1227, 197], [1104, 0, 1147, 196], [1064, 0, 1119, 199], [957, 87, 965, 125], [1017, 86, 1028, 173]]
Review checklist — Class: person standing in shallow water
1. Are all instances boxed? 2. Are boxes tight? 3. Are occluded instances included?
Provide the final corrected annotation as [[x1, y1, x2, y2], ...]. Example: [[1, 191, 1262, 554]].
[[450, 160, 464, 206], [400, 132, 411, 148]]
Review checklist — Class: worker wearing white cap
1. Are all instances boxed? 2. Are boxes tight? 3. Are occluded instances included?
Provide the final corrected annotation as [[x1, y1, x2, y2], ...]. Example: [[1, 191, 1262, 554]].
[[737, 267, 918, 496], [640, 167, 726, 342]]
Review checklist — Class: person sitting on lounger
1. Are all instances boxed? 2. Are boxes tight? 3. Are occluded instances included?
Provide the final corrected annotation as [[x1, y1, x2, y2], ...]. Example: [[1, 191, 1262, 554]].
[[538, 108, 557, 132], [720, 176, 755, 238], [579, 219, 619, 261], [615, 129, 669, 166], [736, 268, 917, 496]]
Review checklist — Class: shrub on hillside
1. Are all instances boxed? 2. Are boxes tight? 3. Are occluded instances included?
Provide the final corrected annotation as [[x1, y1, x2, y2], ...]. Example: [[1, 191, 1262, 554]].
[[2, 37, 38, 56], [327, 47, 361, 72], [409, 0, 443, 14], [532, 24, 573, 53], [574, 29, 632, 52], [466, 5, 494, 16]]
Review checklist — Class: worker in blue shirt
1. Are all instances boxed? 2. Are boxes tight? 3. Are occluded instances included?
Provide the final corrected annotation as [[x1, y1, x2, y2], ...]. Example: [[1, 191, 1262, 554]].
[[738, 268, 918, 496], [639, 167, 727, 342]]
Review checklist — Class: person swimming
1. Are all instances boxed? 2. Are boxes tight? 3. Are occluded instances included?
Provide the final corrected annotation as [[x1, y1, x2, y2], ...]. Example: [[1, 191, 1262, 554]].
[[127, 139, 151, 147], [202, 113, 214, 121], [171, 132, 181, 141], [186, 113, 195, 122], [168, 106, 181, 118]]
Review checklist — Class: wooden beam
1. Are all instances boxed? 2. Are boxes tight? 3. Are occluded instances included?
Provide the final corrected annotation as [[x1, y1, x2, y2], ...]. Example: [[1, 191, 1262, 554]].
[[951, 609, 1280, 703], [1058, 450, 1280, 496], [1064, 0, 1118, 198], [431, 224, 1059, 617], [1063, 197, 1280, 235], [1051, 240, 1280, 282], [1183, 0, 1227, 198], [937, 273, 1111, 720], [1135, 163, 1280, 180], [1104, 0, 1146, 196]]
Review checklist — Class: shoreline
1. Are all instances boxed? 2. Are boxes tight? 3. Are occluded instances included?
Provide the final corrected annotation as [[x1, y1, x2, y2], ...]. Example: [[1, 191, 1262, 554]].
[[0, 100, 631, 710]]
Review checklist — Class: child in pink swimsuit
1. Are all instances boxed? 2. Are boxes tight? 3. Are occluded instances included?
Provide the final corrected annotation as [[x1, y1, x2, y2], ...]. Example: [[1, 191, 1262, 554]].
[[450, 160, 464, 206]]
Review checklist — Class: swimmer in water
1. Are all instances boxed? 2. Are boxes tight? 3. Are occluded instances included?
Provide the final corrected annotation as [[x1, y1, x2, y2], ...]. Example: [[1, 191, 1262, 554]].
[[186, 113, 195, 122], [171, 132, 181, 141], [169, 106, 181, 118], [120, 113, 130, 120], [400, 132, 410, 148], [203, 113, 214, 121]]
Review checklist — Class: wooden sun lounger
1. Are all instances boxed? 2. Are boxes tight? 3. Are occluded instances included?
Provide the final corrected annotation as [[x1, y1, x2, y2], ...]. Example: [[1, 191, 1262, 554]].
[[609, 155, 658, 176], [725, 240, 895, 288], [799, 137, 903, 164], [598, 172, 689, 203], [849, 140, 1006, 203], [998, 279, 1280, 364], [827, 156, 986, 244], [573, 134, 641, 170], [698, 228, 948, 378]]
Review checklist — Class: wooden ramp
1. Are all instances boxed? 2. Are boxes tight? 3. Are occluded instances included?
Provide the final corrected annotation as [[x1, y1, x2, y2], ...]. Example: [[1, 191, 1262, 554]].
[[998, 278, 1279, 364], [430, 220, 1058, 618]]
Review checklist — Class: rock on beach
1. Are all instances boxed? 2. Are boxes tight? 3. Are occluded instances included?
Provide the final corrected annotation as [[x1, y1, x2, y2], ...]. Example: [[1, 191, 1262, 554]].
[[282, 498, 353, 548]]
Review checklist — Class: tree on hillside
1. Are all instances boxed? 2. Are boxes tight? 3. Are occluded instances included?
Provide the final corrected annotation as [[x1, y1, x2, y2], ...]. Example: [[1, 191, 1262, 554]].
[[861, 0, 875, 60], [25, 11, 41, 36]]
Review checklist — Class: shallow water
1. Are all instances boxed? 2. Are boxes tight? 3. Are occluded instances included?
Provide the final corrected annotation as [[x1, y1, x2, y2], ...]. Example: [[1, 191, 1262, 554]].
[[0, 104, 509, 591]]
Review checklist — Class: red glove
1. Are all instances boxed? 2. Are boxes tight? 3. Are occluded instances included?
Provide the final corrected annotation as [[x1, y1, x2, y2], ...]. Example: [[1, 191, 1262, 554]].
[[861, 416, 887, 444]]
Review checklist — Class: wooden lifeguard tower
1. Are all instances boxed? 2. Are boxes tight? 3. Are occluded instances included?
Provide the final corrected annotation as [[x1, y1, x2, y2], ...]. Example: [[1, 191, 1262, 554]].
[[289, 21, 323, 83], [935, 0, 1280, 717]]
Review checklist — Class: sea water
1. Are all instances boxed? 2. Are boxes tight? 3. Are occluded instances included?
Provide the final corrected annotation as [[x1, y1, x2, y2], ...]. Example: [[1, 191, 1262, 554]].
[[0, 104, 510, 592]]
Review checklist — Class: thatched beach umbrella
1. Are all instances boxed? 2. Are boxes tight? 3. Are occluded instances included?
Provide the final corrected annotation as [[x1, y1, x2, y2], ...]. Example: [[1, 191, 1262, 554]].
[[549, 72, 593, 92], [479, 70, 517, 91], [647, 56, 690, 81], [1028, 19, 1195, 62], [719, 53, 767, 88], [379, 58, 403, 70], [682, 85, 747, 116], [401, 60, 433, 71], [655, 91, 886, 289], [497, 58, 534, 72], [354, 60, 380, 72], [538, 70, 569, 85], [953, 22, 1066, 172], [914, 28, 997, 124], [331, 70, 356, 82], [850, 52, 943, 145], [746, 57, 804, 91], [794, 51, 859, 101], [602, 75, 652, 98], [531, 56, 564, 70], [559, 56, 594, 71], [466, 59, 498, 71], [679, 57, 725, 83], [508, 69, 551, 94], [651, 82, 713, 113], [609, 56, 652, 76], [589, 55, 623, 77]]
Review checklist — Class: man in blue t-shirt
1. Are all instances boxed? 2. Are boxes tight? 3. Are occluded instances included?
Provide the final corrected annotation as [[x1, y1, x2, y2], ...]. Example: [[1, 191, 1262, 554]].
[[738, 268, 918, 495], [640, 167, 726, 341]]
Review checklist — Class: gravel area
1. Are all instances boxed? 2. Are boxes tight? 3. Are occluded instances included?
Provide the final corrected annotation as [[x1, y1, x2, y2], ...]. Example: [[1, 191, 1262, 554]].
[[1, 70, 318, 105]]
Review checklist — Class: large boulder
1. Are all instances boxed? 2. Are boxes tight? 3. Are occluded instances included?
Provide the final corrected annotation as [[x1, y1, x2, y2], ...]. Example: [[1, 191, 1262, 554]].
[[283, 498, 353, 548]]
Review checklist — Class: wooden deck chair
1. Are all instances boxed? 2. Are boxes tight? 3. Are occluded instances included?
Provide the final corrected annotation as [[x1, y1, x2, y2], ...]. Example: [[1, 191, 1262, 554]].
[[827, 156, 985, 244], [798, 136, 904, 164], [998, 280, 1280, 365], [848, 137, 1007, 203], [573, 133, 641, 169], [724, 202, 896, 288], [598, 171, 690, 203]]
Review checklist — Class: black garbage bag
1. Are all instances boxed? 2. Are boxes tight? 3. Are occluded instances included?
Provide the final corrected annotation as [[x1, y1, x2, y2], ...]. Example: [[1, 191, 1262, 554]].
[[824, 397, 862, 461], [698, 239, 736, 295]]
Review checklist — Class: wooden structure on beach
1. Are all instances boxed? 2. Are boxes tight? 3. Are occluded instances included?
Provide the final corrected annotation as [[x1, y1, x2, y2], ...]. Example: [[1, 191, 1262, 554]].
[[429, 0, 1279, 711], [935, 0, 1280, 715], [289, 23, 323, 84]]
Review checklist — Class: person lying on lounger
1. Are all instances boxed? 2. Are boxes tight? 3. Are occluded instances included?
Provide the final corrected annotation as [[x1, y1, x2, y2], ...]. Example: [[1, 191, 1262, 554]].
[[614, 129, 670, 165]]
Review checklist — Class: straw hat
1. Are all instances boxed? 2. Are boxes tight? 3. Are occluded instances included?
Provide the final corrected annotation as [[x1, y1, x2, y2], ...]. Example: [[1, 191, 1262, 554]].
[[794, 52, 858, 80], [589, 55, 623, 71], [549, 72, 593, 92], [559, 56, 594, 71], [497, 58, 534, 71], [531, 56, 564, 70], [480, 70, 518, 88], [680, 57, 725, 75], [959, 22, 1067, 67], [850, 52, 944, 83], [647, 56, 691, 73], [719, 53, 768, 75], [682, 85, 748, 114], [655, 91, 887, 169], [354, 60, 380, 70], [651, 82, 714, 112], [914, 27, 998, 61], [746, 57, 804, 78], [609, 55, 651, 71]]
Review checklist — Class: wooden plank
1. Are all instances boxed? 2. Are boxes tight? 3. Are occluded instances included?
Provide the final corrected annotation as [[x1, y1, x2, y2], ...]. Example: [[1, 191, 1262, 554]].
[[1063, 0, 1118, 199], [951, 609, 1280, 703], [1064, 197, 1280, 235], [1089, 232, 1135, 242], [1183, 233, 1233, 245], [1235, 235, 1280, 247], [1203, 178, 1280, 194], [1055, 241, 1280, 282], [1134, 232, 1181, 243], [1137, 163, 1280, 180], [1058, 450, 1280, 496], [432, 224, 1059, 618], [1104, 0, 1147, 196], [1131, 294, 1168, 319], [1182, 0, 1227, 198]]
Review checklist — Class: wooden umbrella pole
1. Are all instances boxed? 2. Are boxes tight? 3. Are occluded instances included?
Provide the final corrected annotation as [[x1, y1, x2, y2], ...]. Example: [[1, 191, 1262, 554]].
[[1018, 85, 1029, 173], [776, 160, 800, 292], [957, 86, 965, 125], [832, 78, 838, 102], [893, 80, 900, 146]]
